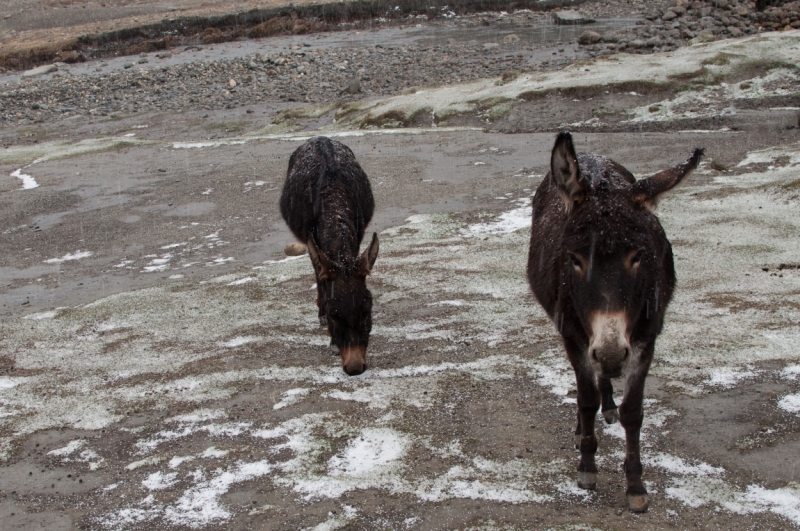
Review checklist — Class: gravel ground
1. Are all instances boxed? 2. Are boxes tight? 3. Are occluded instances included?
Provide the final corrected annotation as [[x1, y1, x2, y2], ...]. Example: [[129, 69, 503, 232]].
[[3, 0, 799, 129]]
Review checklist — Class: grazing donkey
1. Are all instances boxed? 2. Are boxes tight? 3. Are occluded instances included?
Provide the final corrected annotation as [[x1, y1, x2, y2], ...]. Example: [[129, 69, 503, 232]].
[[280, 136, 379, 376], [527, 132, 702, 512]]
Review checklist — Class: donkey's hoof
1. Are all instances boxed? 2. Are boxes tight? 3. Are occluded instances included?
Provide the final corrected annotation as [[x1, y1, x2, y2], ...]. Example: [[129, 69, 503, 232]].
[[627, 494, 649, 513], [577, 472, 597, 490], [603, 408, 619, 425]]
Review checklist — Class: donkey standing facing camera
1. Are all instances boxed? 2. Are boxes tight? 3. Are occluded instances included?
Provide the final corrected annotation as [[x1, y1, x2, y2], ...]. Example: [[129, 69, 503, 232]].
[[527, 131, 703, 512], [280, 136, 379, 376]]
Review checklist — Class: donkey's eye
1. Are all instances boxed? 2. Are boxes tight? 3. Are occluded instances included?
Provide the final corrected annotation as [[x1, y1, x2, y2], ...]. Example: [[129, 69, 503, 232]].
[[568, 253, 583, 271], [630, 249, 645, 267]]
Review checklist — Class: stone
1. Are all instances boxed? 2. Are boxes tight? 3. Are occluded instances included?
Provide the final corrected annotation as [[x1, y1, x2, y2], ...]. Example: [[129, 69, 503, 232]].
[[503, 33, 520, 43], [553, 10, 596, 25], [728, 26, 743, 36], [662, 11, 678, 21], [228, 79, 237, 87], [22, 64, 58, 77], [578, 30, 602, 45], [285, 243, 307, 256], [483, 43, 499, 50], [344, 78, 361, 94]]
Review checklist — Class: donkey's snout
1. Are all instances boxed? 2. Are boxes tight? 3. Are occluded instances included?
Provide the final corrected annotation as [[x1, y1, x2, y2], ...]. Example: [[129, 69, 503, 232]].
[[341, 346, 368, 376], [589, 312, 631, 378]]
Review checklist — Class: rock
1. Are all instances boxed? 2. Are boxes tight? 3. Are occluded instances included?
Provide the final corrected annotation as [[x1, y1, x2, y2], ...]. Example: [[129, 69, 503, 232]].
[[602, 32, 619, 43], [123, 63, 134, 69], [22, 64, 58, 77], [285, 243, 307, 256], [483, 43, 499, 50], [663, 11, 678, 21], [344, 78, 361, 94], [578, 30, 602, 45], [728, 26, 743, 36], [503, 33, 520, 42], [554, 10, 596, 25], [228, 79, 237, 87]]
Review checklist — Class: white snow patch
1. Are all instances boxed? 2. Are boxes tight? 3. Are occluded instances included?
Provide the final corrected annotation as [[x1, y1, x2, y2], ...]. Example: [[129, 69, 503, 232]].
[[649, 453, 725, 477], [704, 367, 758, 388], [202, 446, 229, 458], [11, 169, 39, 189], [143, 471, 178, 490], [778, 393, 800, 414], [464, 198, 532, 236], [162, 460, 273, 527], [227, 277, 253, 286], [274, 388, 311, 410], [222, 336, 260, 348], [328, 428, 410, 476], [44, 250, 93, 264], [23, 310, 59, 320]]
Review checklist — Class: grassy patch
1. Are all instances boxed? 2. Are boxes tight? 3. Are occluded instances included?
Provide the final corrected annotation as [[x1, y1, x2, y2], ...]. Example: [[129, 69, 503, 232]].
[[275, 103, 336, 121], [359, 107, 432, 129]]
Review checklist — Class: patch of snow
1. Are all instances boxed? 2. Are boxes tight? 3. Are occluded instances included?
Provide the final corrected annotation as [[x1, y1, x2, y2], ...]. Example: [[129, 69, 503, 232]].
[[11, 169, 38, 189], [464, 198, 532, 236], [44, 250, 93, 264], [274, 388, 312, 410]]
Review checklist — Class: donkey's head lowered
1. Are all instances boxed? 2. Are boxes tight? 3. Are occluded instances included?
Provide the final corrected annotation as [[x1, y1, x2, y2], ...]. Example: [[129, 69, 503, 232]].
[[307, 232, 379, 376], [550, 132, 702, 379]]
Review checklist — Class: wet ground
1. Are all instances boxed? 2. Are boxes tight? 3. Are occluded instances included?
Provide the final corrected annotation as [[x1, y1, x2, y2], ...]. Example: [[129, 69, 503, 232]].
[[2, 10, 800, 531]]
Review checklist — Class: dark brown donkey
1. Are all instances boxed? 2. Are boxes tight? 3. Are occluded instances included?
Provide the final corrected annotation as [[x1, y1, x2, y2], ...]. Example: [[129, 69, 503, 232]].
[[527, 132, 702, 513], [280, 136, 379, 376]]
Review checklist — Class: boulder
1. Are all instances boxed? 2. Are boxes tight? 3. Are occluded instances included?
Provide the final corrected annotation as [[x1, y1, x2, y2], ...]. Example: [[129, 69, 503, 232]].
[[578, 30, 602, 45], [553, 10, 596, 25]]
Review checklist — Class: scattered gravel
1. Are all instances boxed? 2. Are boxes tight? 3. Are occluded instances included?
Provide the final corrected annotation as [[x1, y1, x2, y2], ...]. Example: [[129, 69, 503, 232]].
[[0, 0, 797, 127]]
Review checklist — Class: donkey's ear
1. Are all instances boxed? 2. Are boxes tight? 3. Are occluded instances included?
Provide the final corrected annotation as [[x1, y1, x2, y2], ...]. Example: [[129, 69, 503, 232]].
[[356, 232, 379, 277], [550, 131, 588, 211], [632, 148, 704, 210], [307, 238, 338, 281]]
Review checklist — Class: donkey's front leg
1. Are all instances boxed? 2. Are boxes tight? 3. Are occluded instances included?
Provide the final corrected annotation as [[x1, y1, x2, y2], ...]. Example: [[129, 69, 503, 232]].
[[618, 344, 653, 513], [599, 376, 619, 425], [566, 339, 601, 490]]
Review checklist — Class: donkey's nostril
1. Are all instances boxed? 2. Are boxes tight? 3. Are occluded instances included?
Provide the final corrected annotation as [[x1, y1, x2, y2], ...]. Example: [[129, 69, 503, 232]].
[[623, 348, 631, 360], [343, 363, 365, 376], [590, 349, 599, 362]]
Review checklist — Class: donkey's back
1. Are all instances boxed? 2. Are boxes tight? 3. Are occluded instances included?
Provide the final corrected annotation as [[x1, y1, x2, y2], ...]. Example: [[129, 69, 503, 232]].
[[280, 136, 374, 252]]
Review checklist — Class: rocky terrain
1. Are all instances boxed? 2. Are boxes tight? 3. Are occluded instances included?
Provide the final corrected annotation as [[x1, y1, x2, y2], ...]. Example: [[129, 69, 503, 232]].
[[3, 0, 800, 130]]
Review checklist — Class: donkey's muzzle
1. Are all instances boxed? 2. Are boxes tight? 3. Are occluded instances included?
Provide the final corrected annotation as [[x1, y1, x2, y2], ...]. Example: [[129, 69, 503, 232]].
[[589, 312, 631, 378], [341, 345, 367, 376]]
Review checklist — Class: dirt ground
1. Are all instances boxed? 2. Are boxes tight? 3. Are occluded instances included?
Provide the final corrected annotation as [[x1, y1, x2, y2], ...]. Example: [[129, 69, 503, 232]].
[[1, 6, 800, 531]]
